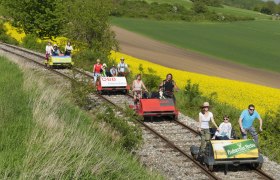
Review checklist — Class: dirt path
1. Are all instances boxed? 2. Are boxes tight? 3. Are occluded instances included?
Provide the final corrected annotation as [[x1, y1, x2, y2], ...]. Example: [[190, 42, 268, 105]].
[[113, 26, 280, 89]]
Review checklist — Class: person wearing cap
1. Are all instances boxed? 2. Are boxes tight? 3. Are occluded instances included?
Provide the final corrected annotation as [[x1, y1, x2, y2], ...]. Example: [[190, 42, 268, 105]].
[[213, 115, 232, 140], [93, 59, 103, 83], [198, 102, 219, 155], [117, 57, 130, 76], [52, 44, 61, 56], [110, 64, 118, 77], [45, 41, 54, 61], [239, 104, 263, 146]]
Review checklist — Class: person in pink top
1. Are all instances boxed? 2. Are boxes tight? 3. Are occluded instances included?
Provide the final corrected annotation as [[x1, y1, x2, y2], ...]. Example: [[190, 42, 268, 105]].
[[132, 74, 148, 105]]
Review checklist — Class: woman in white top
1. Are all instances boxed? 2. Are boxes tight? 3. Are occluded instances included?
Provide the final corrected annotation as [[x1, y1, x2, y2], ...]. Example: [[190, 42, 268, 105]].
[[45, 41, 54, 61], [132, 74, 148, 105], [214, 115, 232, 140], [198, 102, 219, 154], [64, 41, 73, 56]]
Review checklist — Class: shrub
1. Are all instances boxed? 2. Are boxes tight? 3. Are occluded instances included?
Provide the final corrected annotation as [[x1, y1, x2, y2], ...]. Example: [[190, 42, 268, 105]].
[[0, 23, 19, 45], [21, 34, 45, 53], [96, 106, 142, 151]]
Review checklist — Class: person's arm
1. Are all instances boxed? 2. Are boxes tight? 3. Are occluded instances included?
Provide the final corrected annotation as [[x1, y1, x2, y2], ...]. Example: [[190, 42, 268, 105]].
[[258, 115, 263, 131], [173, 81, 179, 91], [198, 114, 202, 132], [228, 123, 232, 139], [238, 115, 245, 133], [211, 116, 219, 130], [141, 81, 148, 92], [125, 64, 130, 73], [159, 81, 163, 88], [93, 65, 95, 73]]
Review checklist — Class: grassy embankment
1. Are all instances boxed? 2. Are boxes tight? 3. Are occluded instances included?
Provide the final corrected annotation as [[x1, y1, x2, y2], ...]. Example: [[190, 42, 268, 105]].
[[0, 56, 161, 179], [111, 17, 280, 73], [140, 0, 270, 20]]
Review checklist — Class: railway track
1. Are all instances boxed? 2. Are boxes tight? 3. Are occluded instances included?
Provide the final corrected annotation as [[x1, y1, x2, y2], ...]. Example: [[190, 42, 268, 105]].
[[0, 42, 276, 180]]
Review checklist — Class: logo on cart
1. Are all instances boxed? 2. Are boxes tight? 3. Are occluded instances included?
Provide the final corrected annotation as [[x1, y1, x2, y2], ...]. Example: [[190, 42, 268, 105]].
[[101, 77, 116, 81], [223, 140, 257, 158]]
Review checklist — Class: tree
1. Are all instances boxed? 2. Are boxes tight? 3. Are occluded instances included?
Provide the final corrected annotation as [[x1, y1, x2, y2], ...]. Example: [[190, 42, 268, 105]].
[[192, 0, 208, 13], [63, 0, 118, 56], [1, 0, 64, 39]]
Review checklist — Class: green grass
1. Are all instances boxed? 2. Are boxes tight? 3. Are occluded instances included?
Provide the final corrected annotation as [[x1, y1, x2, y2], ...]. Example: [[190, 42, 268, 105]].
[[136, 0, 270, 20], [112, 17, 280, 73], [0, 57, 33, 176], [0, 56, 162, 179]]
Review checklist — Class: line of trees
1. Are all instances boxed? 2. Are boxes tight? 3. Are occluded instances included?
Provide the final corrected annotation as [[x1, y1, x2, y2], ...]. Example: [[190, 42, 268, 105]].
[[224, 0, 280, 15], [0, 0, 118, 57]]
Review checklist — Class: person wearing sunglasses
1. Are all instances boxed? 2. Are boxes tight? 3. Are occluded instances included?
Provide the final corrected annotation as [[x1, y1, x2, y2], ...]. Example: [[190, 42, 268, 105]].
[[239, 104, 263, 146], [213, 115, 232, 140]]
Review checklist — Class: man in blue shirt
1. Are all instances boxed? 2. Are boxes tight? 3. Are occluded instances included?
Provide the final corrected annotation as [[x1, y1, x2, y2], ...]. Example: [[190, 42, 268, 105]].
[[239, 104, 263, 146]]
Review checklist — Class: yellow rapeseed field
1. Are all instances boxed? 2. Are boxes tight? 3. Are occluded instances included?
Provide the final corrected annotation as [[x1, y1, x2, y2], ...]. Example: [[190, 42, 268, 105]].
[[4, 23, 280, 115], [111, 51, 280, 116]]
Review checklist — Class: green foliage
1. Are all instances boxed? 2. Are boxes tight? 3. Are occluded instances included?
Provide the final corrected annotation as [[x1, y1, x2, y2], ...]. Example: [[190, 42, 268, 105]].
[[21, 34, 45, 53], [70, 81, 94, 110], [260, 108, 280, 162], [225, 0, 280, 15], [0, 57, 33, 175], [191, 0, 223, 8], [96, 106, 143, 151], [137, 64, 162, 91], [112, 0, 255, 21], [192, 0, 209, 14], [0, 23, 19, 45], [223, 0, 263, 10], [111, 0, 192, 21], [62, 0, 118, 56], [1, 0, 64, 39]]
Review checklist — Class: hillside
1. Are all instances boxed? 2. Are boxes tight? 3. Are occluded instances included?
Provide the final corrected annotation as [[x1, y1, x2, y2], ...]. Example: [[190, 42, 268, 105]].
[[130, 0, 270, 20]]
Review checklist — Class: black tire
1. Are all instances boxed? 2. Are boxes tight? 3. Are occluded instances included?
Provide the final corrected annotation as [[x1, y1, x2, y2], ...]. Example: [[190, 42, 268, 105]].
[[252, 163, 262, 169]]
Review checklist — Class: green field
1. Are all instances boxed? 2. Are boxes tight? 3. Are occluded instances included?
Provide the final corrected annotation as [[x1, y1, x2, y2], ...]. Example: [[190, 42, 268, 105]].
[[112, 17, 280, 73], [136, 0, 270, 20]]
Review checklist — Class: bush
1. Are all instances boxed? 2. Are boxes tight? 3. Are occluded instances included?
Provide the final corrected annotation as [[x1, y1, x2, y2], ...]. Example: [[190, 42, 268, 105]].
[[0, 23, 19, 45], [96, 106, 142, 151], [21, 34, 45, 53], [136, 64, 162, 92]]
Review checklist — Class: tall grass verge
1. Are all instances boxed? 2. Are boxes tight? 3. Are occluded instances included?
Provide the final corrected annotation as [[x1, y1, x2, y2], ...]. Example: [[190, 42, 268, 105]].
[[0, 56, 33, 177], [0, 56, 162, 179]]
